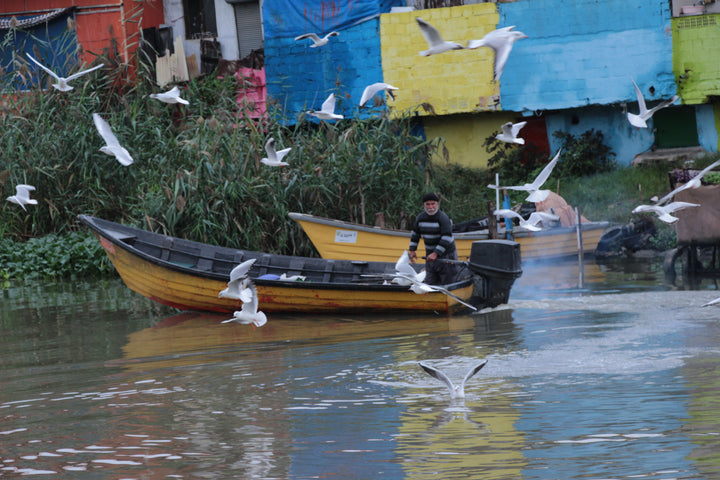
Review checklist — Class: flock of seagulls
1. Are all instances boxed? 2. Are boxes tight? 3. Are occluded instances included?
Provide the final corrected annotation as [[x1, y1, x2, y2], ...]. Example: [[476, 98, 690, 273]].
[[631, 158, 720, 224], [415, 18, 526, 82], [6, 53, 192, 214]]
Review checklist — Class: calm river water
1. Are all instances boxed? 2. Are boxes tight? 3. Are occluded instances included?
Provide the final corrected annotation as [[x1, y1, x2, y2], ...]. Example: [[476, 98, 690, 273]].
[[2, 256, 720, 479]]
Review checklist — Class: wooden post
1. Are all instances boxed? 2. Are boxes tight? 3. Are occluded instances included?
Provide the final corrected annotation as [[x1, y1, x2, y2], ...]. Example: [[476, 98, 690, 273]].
[[575, 206, 584, 288], [488, 201, 498, 239]]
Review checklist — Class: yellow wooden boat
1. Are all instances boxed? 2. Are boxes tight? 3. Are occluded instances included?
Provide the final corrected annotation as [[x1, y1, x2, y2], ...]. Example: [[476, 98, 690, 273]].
[[289, 212, 610, 263], [79, 215, 522, 315]]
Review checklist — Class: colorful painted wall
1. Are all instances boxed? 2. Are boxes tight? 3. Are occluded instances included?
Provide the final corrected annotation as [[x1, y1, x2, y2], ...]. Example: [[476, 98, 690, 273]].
[[0, 1, 164, 66]]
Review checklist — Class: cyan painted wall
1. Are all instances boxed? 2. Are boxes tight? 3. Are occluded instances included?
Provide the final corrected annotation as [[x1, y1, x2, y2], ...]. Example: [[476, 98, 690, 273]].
[[499, 0, 676, 112]]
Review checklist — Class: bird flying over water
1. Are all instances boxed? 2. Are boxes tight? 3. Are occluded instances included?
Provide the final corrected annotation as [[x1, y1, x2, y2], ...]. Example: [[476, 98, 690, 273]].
[[307, 93, 344, 121], [222, 281, 267, 327], [415, 17, 464, 56], [359, 82, 398, 107], [93, 113, 134, 166], [632, 201, 700, 224], [261, 137, 292, 167], [496, 121, 527, 144], [26, 52, 104, 92], [494, 209, 559, 231], [467, 26, 527, 81], [488, 149, 562, 203], [219, 258, 257, 302], [294, 31, 339, 48], [627, 78, 679, 128], [149, 86, 189, 105], [418, 360, 488, 398], [653, 159, 720, 206], [6, 184, 37, 212]]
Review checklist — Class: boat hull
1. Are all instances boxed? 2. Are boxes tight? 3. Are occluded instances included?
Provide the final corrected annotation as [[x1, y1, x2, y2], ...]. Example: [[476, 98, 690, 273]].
[[289, 212, 609, 263], [80, 215, 518, 315]]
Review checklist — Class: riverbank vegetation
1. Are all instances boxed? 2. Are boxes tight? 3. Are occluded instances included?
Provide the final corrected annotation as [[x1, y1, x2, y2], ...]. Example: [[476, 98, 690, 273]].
[[1, 29, 717, 279]]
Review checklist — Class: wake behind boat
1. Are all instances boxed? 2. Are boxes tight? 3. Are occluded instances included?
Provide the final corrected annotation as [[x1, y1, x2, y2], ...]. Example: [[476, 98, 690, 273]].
[[79, 215, 522, 315]]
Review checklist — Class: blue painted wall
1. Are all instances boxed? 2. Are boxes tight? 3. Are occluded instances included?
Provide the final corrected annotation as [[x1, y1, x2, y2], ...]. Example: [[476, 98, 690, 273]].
[[498, 0, 676, 112], [263, 0, 402, 123]]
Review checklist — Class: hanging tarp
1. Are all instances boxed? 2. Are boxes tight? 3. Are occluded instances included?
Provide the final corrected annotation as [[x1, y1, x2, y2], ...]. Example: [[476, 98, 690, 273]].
[[262, 0, 403, 38]]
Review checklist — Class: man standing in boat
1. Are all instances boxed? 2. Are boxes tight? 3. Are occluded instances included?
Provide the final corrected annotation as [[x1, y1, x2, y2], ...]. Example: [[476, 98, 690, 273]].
[[408, 192, 458, 285]]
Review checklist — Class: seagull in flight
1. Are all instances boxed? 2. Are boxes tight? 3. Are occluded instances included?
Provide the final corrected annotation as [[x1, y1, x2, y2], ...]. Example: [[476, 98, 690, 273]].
[[627, 78, 679, 128], [219, 258, 257, 302], [294, 31, 339, 48], [418, 360, 488, 399], [494, 209, 559, 231], [307, 93, 344, 121], [400, 275, 477, 311], [496, 121, 527, 144], [359, 82, 398, 107], [415, 17, 464, 56], [222, 281, 267, 327], [6, 184, 37, 212], [653, 158, 720, 206], [702, 296, 720, 307], [467, 26, 527, 81], [149, 86, 189, 105], [93, 114, 134, 166], [488, 149, 562, 203], [261, 137, 292, 167], [632, 201, 700, 224], [26, 52, 104, 92]]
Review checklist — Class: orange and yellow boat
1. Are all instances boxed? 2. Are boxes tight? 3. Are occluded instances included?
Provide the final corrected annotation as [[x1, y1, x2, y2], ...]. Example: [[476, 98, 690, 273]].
[[79, 215, 523, 315], [289, 212, 610, 264]]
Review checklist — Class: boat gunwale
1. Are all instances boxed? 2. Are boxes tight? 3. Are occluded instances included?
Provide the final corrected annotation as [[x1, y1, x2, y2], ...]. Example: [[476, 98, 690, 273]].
[[289, 211, 612, 239], [79, 215, 475, 293]]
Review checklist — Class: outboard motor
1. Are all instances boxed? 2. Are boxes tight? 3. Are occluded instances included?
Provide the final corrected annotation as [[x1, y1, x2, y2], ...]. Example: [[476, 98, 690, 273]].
[[466, 239, 522, 307]]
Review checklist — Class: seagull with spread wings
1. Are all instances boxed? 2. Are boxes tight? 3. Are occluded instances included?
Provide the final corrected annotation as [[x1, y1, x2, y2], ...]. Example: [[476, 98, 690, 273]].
[[415, 17, 464, 56], [627, 78, 679, 128], [494, 209, 560, 232], [307, 93, 344, 121], [632, 201, 700, 224], [488, 149, 562, 203], [6, 184, 37, 212], [26, 52, 104, 92], [261, 137, 292, 167], [93, 113, 134, 166], [418, 360, 488, 399], [359, 82, 398, 107], [149, 86, 189, 105], [496, 121, 527, 144], [222, 281, 267, 328], [219, 258, 257, 302], [294, 31, 339, 48], [467, 26, 527, 82]]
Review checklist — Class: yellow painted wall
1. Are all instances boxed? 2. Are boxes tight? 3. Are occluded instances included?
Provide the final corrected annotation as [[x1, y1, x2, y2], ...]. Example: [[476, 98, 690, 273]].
[[380, 4, 501, 117], [424, 113, 518, 168]]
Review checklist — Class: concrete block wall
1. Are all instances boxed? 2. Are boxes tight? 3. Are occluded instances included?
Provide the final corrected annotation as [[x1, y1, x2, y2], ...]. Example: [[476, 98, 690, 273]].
[[380, 3, 500, 116]]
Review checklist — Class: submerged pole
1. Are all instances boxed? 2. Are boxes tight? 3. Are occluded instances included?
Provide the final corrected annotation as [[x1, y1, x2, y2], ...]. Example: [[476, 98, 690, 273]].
[[575, 207, 584, 288]]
